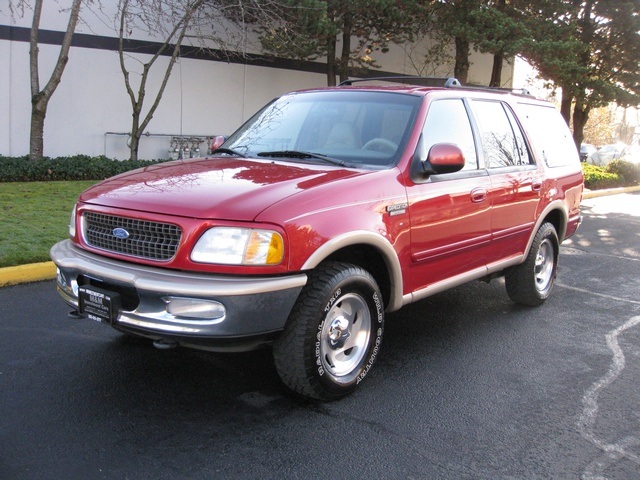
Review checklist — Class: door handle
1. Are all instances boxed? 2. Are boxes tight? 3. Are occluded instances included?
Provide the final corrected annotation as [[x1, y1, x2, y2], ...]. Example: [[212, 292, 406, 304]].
[[470, 187, 487, 203], [532, 179, 543, 192]]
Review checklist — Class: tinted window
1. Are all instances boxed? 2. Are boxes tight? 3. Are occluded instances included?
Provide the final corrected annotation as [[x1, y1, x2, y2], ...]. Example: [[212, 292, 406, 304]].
[[517, 103, 580, 167], [471, 100, 531, 168], [420, 99, 478, 170]]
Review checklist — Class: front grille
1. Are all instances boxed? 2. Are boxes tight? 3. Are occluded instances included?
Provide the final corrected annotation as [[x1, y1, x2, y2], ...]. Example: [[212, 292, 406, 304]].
[[83, 212, 182, 261]]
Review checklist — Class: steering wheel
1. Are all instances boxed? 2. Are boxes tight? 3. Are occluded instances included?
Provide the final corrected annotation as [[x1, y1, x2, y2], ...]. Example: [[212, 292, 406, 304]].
[[362, 138, 398, 154]]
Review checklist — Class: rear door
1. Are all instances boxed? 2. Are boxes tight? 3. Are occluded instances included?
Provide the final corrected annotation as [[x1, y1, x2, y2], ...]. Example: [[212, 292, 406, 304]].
[[468, 99, 542, 266]]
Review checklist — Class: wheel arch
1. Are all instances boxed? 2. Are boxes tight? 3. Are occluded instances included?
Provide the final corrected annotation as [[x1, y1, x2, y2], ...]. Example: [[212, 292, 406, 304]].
[[525, 202, 567, 258], [300, 231, 404, 312]]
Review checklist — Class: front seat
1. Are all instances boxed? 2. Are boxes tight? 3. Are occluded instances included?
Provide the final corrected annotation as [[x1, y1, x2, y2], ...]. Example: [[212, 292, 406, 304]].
[[324, 122, 361, 149]]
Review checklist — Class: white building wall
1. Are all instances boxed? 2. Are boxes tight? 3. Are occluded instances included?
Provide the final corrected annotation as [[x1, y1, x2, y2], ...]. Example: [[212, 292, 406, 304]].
[[1, 3, 513, 160]]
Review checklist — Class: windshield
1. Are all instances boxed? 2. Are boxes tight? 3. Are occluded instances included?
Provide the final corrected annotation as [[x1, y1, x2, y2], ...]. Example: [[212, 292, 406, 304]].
[[223, 90, 421, 168]]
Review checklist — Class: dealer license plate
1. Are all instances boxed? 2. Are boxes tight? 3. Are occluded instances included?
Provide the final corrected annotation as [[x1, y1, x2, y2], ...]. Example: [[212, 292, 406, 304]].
[[78, 285, 121, 324]]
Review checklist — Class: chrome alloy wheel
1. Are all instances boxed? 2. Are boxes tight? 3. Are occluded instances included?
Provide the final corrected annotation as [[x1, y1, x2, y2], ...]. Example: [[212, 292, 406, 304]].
[[534, 238, 555, 293], [320, 293, 372, 378]]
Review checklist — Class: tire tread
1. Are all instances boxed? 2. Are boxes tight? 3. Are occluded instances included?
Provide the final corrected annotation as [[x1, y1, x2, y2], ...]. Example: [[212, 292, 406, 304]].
[[505, 222, 558, 306], [273, 262, 380, 401]]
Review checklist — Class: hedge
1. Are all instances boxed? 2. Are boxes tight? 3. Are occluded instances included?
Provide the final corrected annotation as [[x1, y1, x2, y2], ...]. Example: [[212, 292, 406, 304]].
[[605, 159, 640, 185], [0, 155, 167, 182], [582, 161, 639, 190]]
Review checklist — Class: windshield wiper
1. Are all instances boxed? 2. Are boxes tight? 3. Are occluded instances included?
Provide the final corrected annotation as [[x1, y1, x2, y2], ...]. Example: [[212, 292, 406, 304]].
[[257, 150, 346, 167], [212, 147, 246, 158]]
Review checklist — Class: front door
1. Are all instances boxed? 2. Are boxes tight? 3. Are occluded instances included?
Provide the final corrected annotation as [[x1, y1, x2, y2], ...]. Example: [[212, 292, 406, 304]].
[[407, 98, 492, 295]]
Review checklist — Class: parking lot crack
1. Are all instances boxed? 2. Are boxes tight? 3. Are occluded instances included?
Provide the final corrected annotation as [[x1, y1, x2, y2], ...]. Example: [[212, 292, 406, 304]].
[[556, 283, 640, 306], [578, 315, 640, 479]]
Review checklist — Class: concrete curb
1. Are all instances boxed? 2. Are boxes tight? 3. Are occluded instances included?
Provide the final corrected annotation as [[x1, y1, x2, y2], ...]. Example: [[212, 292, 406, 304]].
[[582, 184, 640, 199], [1, 185, 638, 288], [0, 261, 57, 288]]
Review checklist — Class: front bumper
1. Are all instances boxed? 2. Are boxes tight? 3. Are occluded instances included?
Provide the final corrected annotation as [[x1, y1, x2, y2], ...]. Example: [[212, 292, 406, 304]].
[[50, 240, 306, 349]]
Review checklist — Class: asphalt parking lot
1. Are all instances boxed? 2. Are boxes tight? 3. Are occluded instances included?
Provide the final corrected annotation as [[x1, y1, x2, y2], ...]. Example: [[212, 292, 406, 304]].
[[1, 192, 639, 479]]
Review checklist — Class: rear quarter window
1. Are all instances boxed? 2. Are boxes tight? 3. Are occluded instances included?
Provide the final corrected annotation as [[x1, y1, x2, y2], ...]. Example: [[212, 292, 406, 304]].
[[517, 103, 580, 167], [470, 99, 532, 168]]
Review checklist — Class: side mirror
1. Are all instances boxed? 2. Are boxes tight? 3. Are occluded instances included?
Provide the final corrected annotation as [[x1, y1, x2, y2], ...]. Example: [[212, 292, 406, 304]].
[[423, 143, 465, 175], [209, 135, 226, 152]]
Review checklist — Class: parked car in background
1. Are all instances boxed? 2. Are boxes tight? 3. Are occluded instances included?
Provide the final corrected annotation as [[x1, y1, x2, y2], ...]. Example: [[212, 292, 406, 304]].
[[588, 143, 627, 166], [580, 143, 596, 162], [621, 145, 640, 166]]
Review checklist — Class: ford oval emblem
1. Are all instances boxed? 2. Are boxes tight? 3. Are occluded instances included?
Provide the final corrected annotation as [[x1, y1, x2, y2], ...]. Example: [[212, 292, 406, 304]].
[[112, 227, 130, 239]]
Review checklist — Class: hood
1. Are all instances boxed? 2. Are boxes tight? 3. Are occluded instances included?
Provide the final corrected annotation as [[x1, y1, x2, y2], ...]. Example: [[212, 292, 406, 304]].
[[79, 157, 363, 221]]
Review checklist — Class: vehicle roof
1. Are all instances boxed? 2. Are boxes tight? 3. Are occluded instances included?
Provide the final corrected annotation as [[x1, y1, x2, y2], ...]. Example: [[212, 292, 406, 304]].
[[290, 80, 544, 102]]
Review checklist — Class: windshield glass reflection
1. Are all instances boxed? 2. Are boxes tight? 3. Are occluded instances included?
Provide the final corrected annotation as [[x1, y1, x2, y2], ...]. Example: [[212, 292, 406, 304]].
[[224, 91, 421, 168]]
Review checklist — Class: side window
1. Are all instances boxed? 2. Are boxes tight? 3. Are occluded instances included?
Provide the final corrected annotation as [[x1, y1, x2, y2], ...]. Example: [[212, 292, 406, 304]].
[[504, 106, 532, 165], [517, 103, 580, 167], [421, 99, 478, 170], [471, 100, 531, 168]]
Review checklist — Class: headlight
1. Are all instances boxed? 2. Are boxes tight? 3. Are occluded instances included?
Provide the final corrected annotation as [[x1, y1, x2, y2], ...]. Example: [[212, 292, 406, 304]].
[[69, 205, 77, 237], [191, 227, 284, 265]]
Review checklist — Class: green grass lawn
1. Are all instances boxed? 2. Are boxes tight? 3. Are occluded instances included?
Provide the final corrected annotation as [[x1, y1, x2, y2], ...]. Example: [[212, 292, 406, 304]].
[[0, 181, 95, 267]]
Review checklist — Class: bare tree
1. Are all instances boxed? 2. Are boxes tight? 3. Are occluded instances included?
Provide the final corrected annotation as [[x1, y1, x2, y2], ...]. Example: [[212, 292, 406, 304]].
[[26, 0, 83, 160], [117, 0, 208, 160]]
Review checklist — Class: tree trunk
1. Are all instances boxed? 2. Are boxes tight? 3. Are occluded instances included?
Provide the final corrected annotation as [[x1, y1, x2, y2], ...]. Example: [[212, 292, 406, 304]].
[[129, 133, 140, 161], [571, 0, 594, 149], [572, 103, 590, 149], [28, 0, 82, 160], [339, 13, 353, 84], [129, 95, 143, 161], [560, 90, 573, 126], [326, 35, 337, 86], [454, 36, 470, 85], [30, 98, 46, 160], [489, 51, 503, 87]]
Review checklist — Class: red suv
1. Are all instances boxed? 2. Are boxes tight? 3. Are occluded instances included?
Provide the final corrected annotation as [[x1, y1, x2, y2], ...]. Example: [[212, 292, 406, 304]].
[[51, 78, 583, 400]]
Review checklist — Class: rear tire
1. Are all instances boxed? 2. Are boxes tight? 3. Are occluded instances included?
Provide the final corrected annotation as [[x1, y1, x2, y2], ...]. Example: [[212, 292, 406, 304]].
[[273, 262, 384, 401], [505, 222, 559, 306]]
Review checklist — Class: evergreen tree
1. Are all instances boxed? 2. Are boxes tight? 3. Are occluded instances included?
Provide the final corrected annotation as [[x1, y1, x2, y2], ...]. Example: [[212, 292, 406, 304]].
[[521, 0, 640, 146], [247, 0, 423, 86]]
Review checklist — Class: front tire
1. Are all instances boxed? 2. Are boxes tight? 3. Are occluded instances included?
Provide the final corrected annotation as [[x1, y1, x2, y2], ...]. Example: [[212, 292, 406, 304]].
[[505, 222, 559, 306], [273, 262, 384, 401]]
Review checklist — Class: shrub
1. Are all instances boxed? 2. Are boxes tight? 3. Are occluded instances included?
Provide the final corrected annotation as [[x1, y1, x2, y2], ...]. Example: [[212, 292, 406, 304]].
[[605, 160, 640, 185], [0, 155, 167, 182], [582, 163, 621, 190]]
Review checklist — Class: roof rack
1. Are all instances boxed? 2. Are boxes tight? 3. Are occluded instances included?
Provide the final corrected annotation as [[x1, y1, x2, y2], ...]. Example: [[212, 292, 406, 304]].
[[465, 84, 533, 97], [339, 76, 535, 97], [509, 87, 532, 96], [338, 76, 462, 88]]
